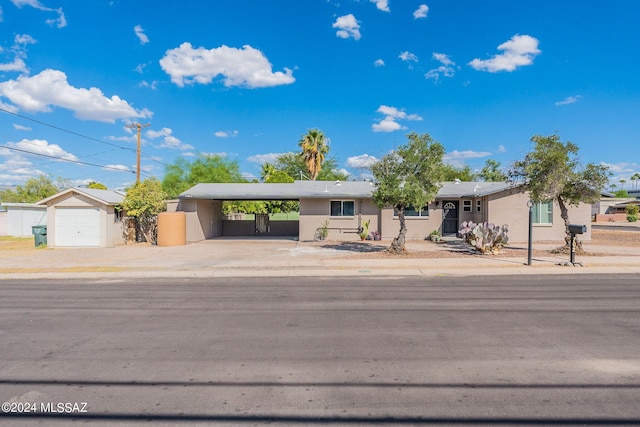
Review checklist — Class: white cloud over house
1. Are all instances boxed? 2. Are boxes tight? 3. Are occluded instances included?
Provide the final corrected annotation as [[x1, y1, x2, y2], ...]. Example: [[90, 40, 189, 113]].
[[425, 52, 456, 82], [372, 105, 422, 133], [333, 14, 361, 40], [469, 34, 541, 72], [347, 154, 378, 168], [6, 138, 78, 161], [399, 51, 418, 62], [214, 130, 239, 138], [413, 4, 429, 19], [134, 25, 149, 45], [247, 153, 285, 164], [0, 69, 152, 123], [11, 0, 66, 28], [555, 95, 582, 106], [160, 42, 295, 88], [370, 0, 390, 12], [443, 149, 491, 166], [146, 127, 193, 151]]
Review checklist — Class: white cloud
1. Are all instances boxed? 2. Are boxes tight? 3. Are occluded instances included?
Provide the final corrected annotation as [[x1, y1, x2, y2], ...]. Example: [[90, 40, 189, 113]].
[[370, 0, 390, 12], [160, 42, 295, 88], [12, 123, 31, 131], [555, 95, 582, 106], [0, 69, 152, 123], [146, 127, 193, 151], [103, 164, 131, 172], [372, 105, 422, 133], [14, 33, 36, 46], [7, 138, 78, 161], [413, 4, 429, 19], [399, 51, 418, 62], [444, 150, 491, 166], [333, 14, 361, 40], [139, 80, 158, 90], [12, 0, 67, 28], [469, 34, 541, 72], [497, 144, 506, 153], [373, 59, 385, 67], [134, 25, 149, 45], [247, 153, 284, 164], [0, 58, 27, 73], [601, 162, 637, 175], [347, 154, 378, 168], [425, 52, 456, 82], [214, 130, 239, 138]]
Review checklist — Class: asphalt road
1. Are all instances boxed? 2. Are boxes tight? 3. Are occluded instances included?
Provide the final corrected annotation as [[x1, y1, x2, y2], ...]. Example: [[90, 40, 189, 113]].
[[1, 275, 640, 425]]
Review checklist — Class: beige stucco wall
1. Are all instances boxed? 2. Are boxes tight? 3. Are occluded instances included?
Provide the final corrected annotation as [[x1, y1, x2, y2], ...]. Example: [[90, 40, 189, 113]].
[[487, 190, 592, 242], [299, 198, 378, 241], [179, 199, 223, 242], [379, 203, 437, 241], [42, 192, 124, 247]]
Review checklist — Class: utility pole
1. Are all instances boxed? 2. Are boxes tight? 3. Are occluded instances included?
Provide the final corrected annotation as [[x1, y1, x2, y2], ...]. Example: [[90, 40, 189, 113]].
[[126, 122, 150, 183]]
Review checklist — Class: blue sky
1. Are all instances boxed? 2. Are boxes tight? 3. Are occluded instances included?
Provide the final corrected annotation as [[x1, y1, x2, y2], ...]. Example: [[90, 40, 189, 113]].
[[1, 0, 639, 191]]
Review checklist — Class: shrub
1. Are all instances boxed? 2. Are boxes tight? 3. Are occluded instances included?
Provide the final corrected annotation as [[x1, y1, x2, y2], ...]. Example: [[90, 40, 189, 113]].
[[627, 214, 638, 223], [459, 221, 509, 254], [625, 205, 639, 216]]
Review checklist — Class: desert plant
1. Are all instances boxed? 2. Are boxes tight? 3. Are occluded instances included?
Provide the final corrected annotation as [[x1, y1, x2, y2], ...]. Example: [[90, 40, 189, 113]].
[[459, 221, 509, 254], [316, 220, 329, 240], [359, 219, 370, 240]]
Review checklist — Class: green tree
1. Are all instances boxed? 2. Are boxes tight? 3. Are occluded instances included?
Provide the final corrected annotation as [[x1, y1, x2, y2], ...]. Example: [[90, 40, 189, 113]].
[[614, 189, 629, 197], [631, 173, 640, 191], [479, 159, 508, 182], [441, 164, 476, 181], [509, 134, 610, 251], [162, 154, 245, 198], [87, 181, 107, 190], [298, 129, 329, 180], [0, 176, 59, 203], [371, 132, 445, 254], [271, 152, 348, 181], [264, 170, 298, 214], [121, 177, 167, 245]]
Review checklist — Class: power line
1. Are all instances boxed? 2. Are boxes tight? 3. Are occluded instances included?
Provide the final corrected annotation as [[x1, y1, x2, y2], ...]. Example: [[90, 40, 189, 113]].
[[0, 107, 170, 168], [0, 144, 136, 173]]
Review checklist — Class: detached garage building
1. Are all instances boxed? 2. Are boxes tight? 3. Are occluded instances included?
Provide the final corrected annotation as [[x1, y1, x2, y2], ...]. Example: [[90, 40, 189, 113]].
[[37, 188, 125, 247]]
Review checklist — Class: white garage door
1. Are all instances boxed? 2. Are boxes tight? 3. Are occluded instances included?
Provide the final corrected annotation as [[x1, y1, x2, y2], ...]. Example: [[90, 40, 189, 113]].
[[55, 208, 101, 246]]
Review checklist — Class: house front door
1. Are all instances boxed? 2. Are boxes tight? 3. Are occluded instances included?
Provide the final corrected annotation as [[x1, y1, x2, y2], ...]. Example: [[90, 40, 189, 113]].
[[442, 201, 459, 235]]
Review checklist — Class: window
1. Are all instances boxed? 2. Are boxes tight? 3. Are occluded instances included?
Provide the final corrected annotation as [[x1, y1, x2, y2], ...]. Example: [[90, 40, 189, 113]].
[[394, 205, 429, 217], [532, 201, 553, 224], [463, 200, 472, 212], [331, 200, 355, 217], [476, 200, 482, 212]]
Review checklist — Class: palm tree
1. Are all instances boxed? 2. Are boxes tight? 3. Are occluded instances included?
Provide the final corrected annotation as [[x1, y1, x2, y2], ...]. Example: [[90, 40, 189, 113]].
[[260, 163, 276, 182], [298, 129, 329, 181], [631, 173, 640, 191], [620, 179, 627, 190]]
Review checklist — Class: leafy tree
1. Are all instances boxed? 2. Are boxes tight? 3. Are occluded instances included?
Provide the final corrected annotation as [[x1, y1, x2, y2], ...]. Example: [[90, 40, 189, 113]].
[[298, 129, 329, 180], [260, 163, 277, 182], [162, 154, 245, 198], [479, 159, 508, 182], [270, 153, 348, 181], [614, 189, 629, 197], [509, 134, 610, 251], [121, 177, 167, 245], [371, 132, 445, 254], [264, 170, 298, 214], [441, 164, 476, 181], [87, 181, 107, 190], [0, 176, 59, 203]]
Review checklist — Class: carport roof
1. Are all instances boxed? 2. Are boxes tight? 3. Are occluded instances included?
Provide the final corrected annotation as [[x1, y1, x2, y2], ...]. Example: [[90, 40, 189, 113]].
[[179, 180, 515, 201], [180, 180, 375, 200]]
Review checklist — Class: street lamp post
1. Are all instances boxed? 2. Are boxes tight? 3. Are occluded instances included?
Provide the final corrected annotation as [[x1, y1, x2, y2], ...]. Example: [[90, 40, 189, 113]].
[[527, 200, 533, 266]]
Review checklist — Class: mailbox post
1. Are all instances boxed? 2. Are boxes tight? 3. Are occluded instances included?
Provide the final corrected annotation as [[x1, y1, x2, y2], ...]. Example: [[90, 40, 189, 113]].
[[568, 224, 587, 264]]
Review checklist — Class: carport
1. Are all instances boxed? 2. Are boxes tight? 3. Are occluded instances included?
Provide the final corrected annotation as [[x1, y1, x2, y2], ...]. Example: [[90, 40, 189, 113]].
[[176, 183, 302, 242]]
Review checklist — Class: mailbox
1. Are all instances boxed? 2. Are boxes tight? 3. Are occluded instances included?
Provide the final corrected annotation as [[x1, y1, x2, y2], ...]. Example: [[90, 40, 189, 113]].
[[568, 224, 586, 235]]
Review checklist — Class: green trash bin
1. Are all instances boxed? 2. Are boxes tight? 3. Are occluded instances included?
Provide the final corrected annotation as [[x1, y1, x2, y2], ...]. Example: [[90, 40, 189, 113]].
[[32, 225, 47, 247]]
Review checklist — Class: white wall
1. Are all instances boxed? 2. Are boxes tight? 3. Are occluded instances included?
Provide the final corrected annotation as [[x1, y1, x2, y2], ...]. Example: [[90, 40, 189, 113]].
[[5, 205, 47, 237]]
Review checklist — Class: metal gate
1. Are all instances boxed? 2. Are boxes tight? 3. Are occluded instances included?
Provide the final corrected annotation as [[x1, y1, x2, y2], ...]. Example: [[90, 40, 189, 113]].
[[255, 214, 270, 234]]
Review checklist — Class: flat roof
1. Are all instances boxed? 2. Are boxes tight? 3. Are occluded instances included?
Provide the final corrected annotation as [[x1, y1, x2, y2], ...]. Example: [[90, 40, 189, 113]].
[[180, 180, 514, 200]]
